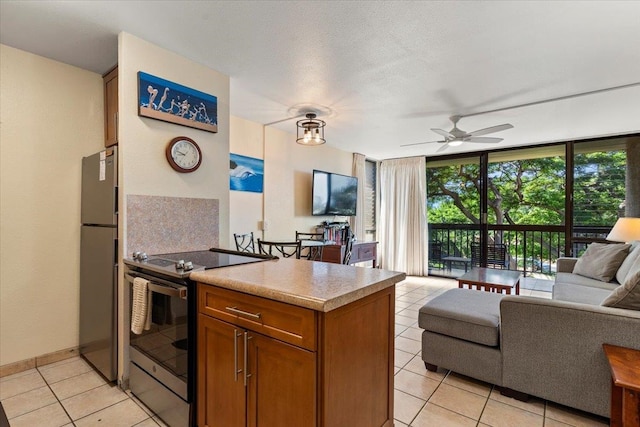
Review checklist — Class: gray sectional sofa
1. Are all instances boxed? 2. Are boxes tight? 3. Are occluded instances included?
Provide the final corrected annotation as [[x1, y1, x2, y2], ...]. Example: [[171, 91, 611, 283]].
[[419, 242, 640, 418]]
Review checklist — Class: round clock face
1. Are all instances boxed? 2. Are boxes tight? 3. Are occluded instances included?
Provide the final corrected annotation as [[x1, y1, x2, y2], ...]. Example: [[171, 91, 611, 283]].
[[166, 137, 202, 173]]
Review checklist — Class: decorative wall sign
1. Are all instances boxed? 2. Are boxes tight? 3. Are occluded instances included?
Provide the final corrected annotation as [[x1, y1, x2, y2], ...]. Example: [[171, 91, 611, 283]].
[[230, 153, 264, 193], [138, 71, 218, 133]]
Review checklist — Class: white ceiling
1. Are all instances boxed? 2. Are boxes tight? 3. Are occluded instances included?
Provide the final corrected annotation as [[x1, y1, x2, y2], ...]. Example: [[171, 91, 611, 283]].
[[2, 1, 639, 159]]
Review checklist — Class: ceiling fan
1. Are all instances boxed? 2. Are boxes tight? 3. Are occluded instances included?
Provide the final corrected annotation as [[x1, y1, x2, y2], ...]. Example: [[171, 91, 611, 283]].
[[401, 115, 513, 151]]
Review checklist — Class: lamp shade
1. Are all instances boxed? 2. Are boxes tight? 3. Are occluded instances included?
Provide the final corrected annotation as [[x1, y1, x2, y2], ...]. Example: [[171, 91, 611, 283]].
[[606, 217, 640, 243]]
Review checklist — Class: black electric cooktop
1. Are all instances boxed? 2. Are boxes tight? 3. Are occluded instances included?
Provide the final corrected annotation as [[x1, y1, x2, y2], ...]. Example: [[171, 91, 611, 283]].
[[124, 248, 273, 279]]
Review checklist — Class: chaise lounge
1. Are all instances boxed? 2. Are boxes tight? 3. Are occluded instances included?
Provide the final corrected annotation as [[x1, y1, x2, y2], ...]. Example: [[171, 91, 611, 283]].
[[419, 241, 640, 418]]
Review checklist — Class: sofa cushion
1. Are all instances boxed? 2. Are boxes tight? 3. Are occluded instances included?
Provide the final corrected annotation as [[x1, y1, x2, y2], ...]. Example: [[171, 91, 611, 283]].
[[616, 241, 640, 284], [554, 272, 620, 290], [573, 243, 630, 282], [418, 288, 504, 347], [552, 283, 613, 305], [602, 265, 640, 310]]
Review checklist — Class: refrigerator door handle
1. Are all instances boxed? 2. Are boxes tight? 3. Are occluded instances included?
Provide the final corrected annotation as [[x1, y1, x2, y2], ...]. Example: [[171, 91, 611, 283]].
[[114, 186, 118, 217]]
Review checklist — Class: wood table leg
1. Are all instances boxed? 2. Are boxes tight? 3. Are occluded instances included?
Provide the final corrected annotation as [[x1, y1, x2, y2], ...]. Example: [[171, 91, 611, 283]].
[[611, 378, 623, 427], [622, 389, 640, 427]]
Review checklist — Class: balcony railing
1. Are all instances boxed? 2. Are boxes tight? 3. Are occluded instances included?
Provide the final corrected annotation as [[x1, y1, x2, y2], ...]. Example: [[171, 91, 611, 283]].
[[428, 224, 612, 278]]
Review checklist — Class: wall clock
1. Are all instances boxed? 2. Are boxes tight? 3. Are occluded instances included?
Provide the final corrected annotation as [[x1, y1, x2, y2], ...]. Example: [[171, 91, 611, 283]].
[[166, 136, 202, 173]]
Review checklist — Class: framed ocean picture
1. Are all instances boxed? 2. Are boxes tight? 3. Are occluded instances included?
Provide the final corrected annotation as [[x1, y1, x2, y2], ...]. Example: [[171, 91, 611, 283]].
[[230, 154, 264, 193], [138, 71, 218, 133]]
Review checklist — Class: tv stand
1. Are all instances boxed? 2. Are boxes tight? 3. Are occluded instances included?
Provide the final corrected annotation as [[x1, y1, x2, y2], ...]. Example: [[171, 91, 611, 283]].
[[321, 241, 378, 268]]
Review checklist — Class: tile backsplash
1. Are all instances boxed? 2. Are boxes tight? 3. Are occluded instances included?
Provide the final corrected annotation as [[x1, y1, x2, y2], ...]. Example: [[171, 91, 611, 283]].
[[126, 195, 219, 255]]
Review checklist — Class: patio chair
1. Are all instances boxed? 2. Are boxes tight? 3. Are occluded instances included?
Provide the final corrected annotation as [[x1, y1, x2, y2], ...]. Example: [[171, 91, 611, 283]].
[[428, 241, 443, 268], [471, 242, 508, 269]]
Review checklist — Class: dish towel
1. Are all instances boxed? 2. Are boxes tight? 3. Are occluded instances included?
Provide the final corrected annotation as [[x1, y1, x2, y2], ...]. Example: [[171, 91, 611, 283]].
[[131, 277, 152, 334]]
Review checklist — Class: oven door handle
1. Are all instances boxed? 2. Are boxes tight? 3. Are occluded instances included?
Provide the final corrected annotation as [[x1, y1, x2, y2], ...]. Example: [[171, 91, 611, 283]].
[[125, 273, 187, 299]]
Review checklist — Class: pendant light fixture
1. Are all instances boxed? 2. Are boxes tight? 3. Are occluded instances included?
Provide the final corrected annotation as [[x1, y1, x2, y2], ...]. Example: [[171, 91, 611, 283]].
[[296, 113, 326, 146]]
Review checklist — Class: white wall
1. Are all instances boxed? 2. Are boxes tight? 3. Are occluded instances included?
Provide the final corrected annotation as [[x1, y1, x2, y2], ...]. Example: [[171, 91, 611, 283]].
[[228, 116, 264, 247], [264, 126, 354, 238], [0, 44, 104, 366], [229, 117, 353, 241]]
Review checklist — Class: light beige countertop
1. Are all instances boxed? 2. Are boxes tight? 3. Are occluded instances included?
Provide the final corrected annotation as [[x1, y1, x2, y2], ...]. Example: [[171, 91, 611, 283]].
[[190, 258, 406, 312]]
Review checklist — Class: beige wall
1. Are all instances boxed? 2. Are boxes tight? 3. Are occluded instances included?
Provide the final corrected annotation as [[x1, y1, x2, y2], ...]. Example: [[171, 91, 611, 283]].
[[0, 44, 104, 366], [229, 117, 353, 241], [119, 32, 231, 251], [0, 36, 349, 369]]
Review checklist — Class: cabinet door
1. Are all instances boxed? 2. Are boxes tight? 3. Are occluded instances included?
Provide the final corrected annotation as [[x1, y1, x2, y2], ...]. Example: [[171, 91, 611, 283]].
[[198, 314, 246, 427], [246, 332, 316, 427], [103, 67, 118, 147]]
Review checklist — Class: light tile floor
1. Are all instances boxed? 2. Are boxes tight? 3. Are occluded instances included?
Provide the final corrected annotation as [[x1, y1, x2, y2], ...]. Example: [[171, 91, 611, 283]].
[[392, 276, 609, 427], [0, 275, 610, 427], [0, 358, 166, 427]]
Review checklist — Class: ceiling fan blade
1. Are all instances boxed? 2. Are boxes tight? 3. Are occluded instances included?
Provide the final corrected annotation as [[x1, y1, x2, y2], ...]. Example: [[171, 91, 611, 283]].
[[467, 137, 503, 143], [436, 143, 450, 153], [431, 128, 455, 139], [400, 140, 446, 147], [467, 123, 513, 137]]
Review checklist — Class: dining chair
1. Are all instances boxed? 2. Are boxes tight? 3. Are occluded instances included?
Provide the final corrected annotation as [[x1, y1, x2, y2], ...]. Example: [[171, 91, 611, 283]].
[[342, 228, 355, 264], [234, 232, 256, 253], [257, 239, 301, 259], [295, 231, 325, 261], [295, 231, 325, 241]]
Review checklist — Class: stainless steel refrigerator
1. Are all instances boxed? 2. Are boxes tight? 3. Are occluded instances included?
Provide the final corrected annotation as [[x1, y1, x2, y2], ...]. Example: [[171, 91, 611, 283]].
[[80, 147, 118, 381]]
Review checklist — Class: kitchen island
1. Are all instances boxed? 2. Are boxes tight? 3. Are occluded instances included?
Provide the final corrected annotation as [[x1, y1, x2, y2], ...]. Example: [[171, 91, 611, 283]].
[[190, 258, 405, 427]]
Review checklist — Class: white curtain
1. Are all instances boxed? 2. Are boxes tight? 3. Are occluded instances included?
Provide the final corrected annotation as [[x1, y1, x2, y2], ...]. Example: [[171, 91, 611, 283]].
[[379, 156, 427, 275], [352, 153, 366, 241]]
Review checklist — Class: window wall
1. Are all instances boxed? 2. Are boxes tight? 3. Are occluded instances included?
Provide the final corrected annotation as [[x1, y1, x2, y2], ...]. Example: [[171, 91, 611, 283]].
[[363, 159, 377, 241], [426, 135, 637, 278], [572, 138, 629, 255]]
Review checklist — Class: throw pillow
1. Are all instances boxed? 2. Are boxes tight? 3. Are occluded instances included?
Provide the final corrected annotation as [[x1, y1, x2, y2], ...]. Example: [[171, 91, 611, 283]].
[[573, 243, 630, 282], [616, 240, 640, 284], [602, 268, 640, 310]]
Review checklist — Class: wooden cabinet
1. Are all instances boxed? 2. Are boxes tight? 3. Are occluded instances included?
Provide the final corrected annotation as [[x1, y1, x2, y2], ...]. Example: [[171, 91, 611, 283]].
[[321, 241, 378, 267], [197, 283, 394, 427], [103, 66, 118, 147], [198, 286, 316, 427]]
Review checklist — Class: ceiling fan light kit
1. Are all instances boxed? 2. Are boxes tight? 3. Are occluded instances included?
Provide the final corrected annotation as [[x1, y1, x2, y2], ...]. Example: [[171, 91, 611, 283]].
[[296, 113, 326, 146], [402, 115, 514, 149]]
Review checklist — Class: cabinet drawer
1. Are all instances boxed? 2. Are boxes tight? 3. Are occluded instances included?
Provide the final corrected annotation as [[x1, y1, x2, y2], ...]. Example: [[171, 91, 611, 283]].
[[356, 245, 375, 259], [198, 285, 316, 351]]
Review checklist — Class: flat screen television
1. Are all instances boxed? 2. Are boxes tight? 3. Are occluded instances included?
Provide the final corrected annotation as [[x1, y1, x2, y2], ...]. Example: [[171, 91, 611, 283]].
[[312, 170, 358, 216]]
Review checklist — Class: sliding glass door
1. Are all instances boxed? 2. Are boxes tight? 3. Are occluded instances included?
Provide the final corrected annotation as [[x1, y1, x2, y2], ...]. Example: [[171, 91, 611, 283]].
[[426, 156, 481, 276], [487, 145, 566, 276]]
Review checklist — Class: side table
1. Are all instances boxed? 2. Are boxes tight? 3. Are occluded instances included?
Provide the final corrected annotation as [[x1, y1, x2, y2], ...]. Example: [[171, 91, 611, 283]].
[[603, 343, 640, 427]]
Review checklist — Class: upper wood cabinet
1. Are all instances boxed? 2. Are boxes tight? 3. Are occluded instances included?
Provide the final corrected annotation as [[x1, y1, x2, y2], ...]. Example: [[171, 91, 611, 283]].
[[103, 66, 118, 147]]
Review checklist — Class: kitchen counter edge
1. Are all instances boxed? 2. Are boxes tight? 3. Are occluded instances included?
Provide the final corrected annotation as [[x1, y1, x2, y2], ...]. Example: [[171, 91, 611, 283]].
[[189, 259, 406, 312]]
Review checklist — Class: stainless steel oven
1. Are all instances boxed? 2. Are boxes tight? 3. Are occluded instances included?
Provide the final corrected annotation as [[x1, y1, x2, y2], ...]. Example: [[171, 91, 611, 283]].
[[125, 270, 192, 427], [124, 248, 272, 427]]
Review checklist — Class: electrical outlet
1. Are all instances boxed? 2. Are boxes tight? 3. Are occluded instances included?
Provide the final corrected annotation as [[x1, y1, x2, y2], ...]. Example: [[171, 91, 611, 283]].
[[261, 220, 269, 231]]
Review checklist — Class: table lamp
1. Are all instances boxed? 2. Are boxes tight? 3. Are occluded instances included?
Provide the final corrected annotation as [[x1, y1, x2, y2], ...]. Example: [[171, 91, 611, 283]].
[[606, 217, 640, 243]]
